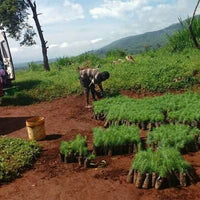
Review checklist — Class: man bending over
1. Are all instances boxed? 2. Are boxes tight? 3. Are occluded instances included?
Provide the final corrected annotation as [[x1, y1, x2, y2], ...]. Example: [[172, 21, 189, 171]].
[[79, 68, 110, 108]]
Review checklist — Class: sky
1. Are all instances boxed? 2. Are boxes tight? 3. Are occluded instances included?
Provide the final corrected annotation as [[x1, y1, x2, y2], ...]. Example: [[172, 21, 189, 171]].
[[7, 0, 200, 63]]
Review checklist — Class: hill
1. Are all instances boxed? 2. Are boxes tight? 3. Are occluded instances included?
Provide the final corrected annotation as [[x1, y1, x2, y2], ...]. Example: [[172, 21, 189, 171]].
[[94, 22, 182, 55]]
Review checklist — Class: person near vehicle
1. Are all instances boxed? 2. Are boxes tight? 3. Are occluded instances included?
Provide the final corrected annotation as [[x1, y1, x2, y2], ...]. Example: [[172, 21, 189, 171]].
[[79, 68, 110, 108], [0, 60, 6, 88]]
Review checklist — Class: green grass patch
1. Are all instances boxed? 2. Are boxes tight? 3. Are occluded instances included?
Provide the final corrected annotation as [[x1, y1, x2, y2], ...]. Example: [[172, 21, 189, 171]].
[[2, 46, 200, 106], [0, 137, 40, 183]]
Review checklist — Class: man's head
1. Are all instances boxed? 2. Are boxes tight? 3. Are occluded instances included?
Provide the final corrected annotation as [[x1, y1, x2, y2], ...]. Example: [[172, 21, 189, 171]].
[[99, 71, 110, 82]]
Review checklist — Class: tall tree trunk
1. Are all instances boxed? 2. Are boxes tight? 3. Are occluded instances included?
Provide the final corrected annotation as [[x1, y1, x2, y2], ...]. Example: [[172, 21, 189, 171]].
[[189, 0, 200, 49], [27, 0, 50, 71]]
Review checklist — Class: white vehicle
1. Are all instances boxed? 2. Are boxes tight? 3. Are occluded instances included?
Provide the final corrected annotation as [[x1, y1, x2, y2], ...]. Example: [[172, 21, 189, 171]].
[[0, 31, 15, 84]]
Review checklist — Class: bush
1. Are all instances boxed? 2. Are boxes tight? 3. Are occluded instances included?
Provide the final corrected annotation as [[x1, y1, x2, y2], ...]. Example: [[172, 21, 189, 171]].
[[28, 62, 43, 71], [168, 17, 200, 51], [105, 49, 127, 58]]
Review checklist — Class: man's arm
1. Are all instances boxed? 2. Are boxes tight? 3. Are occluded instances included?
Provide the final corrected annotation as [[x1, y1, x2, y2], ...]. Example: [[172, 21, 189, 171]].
[[97, 83, 103, 93]]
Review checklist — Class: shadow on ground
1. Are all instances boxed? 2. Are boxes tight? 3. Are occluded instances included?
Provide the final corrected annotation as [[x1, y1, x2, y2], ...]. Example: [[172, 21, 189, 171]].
[[0, 116, 32, 135]]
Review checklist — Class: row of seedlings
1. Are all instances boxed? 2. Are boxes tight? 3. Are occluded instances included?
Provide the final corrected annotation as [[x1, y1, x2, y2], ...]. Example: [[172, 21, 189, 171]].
[[167, 103, 200, 128], [93, 125, 141, 156], [93, 92, 200, 129], [127, 148, 197, 189], [93, 96, 165, 130], [147, 124, 200, 153], [93, 95, 129, 121]]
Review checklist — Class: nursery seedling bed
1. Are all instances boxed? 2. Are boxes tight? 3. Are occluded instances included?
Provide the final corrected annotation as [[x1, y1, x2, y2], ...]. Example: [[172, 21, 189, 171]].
[[127, 168, 197, 189], [93, 93, 200, 130], [147, 124, 200, 153], [93, 125, 141, 156], [93, 143, 139, 156], [0, 137, 41, 183], [127, 148, 198, 189], [2, 94, 200, 200], [60, 134, 88, 167]]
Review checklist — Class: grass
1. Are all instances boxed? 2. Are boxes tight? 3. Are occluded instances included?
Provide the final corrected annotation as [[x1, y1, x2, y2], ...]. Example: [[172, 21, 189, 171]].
[[1, 46, 200, 106], [0, 137, 40, 182]]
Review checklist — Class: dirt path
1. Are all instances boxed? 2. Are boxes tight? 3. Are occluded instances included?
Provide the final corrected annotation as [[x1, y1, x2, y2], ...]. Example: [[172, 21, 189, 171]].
[[0, 95, 200, 200]]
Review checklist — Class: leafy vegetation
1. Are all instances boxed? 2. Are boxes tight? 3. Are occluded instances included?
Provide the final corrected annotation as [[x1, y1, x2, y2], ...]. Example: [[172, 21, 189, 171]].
[[93, 125, 140, 148], [0, 137, 40, 182], [60, 134, 88, 158], [2, 44, 200, 106], [93, 92, 200, 128], [168, 17, 200, 52], [132, 148, 191, 177], [147, 124, 200, 151]]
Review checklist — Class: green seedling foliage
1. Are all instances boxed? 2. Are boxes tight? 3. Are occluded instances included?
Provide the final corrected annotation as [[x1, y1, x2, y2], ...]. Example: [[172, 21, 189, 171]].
[[93, 125, 140, 148], [60, 134, 88, 157], [94, 92, 200, 125], [0, 137, 40, 182], [132, 148, 191, 177], [147, 124, 200, 150], [5, 45, 200, 106]]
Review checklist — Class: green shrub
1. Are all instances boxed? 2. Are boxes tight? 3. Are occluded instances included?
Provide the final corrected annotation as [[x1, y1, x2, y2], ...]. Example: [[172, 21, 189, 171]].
[[105, 49, 127, 58], [28, 62, 43, 71], [168, 17, 200, 51], [0, 137, 40, 182]]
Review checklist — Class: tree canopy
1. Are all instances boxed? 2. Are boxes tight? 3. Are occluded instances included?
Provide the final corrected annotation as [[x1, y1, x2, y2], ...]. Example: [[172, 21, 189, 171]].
[[0, 0, 36, 46]]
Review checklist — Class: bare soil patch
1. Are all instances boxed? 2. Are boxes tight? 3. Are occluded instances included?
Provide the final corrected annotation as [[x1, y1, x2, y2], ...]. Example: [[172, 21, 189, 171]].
[[0, 94, 200, 200]]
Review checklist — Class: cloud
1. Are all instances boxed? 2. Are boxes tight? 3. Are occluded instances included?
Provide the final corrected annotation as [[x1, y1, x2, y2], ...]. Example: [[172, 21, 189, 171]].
[[10, 47, 22, 53], [90, 0, 147, 19], [49, 44, 58, 49], [60, 42, 69, 48], [91, 38, 103, 44], [36, 0, 85, 25]]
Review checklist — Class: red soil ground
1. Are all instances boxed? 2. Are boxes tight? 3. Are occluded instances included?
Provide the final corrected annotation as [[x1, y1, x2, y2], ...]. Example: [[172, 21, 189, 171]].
[[0, 94, 200, 200]]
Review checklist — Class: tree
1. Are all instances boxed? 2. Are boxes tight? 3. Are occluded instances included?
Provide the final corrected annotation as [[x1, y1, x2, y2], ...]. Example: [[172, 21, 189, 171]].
[[189, 0, 200, 49], [0, 0, 50, 71]]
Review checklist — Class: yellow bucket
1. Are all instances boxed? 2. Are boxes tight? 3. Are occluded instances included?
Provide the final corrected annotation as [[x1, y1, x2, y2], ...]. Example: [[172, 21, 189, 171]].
[[26, 116, 46, 141]]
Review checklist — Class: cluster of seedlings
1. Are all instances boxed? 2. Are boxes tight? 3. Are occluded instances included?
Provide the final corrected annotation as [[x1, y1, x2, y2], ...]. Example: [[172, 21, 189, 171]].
[[0, 137, 41, 182], [92, 93, 200, 189], [93, 93, 200, 130], [127, 148, 197, 189], [60, 134, 106, 168], [92, 125, 141, 156], [147, 124, 200, 152]]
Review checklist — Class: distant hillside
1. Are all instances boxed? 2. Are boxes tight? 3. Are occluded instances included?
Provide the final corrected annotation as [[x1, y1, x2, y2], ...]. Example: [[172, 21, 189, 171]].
[[94, 22, 182, 55]]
